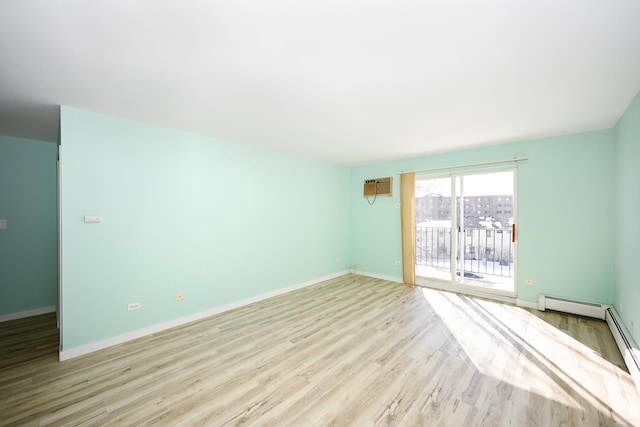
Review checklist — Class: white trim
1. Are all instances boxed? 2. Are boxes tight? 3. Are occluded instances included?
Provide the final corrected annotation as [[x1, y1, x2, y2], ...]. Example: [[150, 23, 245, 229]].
[[415, 278, 516, 305], [0, 306, 57, 322], [59, 271, 348, 361], [605, 306, 640, 393], [57, 146, 64, 335], [355, 271, 404, 283], [515, 299, 538, 310]]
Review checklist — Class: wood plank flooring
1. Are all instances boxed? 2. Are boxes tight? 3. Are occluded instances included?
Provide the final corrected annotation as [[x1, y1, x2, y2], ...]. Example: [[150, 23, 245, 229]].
[[1, 274, 639, 426]]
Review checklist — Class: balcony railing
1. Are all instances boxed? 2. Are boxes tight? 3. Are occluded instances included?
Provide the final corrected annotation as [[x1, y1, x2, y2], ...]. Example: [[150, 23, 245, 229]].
[[416, 226, 514, 278]]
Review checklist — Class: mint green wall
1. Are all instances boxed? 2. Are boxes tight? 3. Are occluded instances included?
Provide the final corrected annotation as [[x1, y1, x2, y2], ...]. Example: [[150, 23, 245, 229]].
[[60, 107, 351, 350], [351, 129, 616, 305], [0, 136, 58, 315], [614, 91, 640, 345], [57, 101, 632, 352]]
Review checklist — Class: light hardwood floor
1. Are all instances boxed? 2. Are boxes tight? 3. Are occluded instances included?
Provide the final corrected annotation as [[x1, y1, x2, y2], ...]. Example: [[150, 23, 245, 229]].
[[1, 274, 639, 426]]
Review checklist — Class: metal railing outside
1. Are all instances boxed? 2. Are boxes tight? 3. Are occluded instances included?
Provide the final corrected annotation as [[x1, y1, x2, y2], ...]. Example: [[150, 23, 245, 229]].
[[416, 226, 514, 278]]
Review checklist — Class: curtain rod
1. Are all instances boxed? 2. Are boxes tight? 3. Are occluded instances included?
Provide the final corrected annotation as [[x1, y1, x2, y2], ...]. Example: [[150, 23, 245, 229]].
[[400, 157, 528, 175]]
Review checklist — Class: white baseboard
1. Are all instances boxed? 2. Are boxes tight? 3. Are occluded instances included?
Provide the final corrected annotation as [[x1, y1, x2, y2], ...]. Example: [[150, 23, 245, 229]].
[[516, 299, 539, 310], [605, 306, 640, 393], [59, 271, 348, 361], [355, 271, 403, 283], [0, 306, 56, 322]]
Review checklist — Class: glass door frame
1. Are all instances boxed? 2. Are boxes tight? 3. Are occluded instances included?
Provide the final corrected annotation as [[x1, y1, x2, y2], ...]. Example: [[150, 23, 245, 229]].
[[415, 167, 518, 300]]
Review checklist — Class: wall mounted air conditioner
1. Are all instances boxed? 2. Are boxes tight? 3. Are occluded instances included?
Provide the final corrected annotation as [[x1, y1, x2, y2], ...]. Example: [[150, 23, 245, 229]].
[[364, 177, 393, 197]]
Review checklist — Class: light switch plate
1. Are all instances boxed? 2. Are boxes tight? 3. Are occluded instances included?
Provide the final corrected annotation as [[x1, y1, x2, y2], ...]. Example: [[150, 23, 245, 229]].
[[0, 219, 6, 229], [84, 215, 101, 223]]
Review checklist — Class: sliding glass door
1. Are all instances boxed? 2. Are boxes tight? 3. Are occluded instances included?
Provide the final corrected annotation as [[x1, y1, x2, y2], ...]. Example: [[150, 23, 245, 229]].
[[415, 169, 516, 296]]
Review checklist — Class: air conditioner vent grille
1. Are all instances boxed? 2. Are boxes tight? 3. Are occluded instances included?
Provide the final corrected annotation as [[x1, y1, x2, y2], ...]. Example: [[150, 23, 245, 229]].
[[364, 177, 392, 197]]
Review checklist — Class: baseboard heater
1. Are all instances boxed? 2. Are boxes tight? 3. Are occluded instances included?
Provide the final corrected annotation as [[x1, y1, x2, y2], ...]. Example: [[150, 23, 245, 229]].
[[605, 307, 640, 392], [538, 294, 606, 320]]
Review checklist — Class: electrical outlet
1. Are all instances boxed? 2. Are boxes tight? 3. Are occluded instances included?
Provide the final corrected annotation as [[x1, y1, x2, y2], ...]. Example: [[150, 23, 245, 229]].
[[395, 261, 401, 266], [175, 293, 185, 301], [524, 279, 534, 285], [128, 302, 140, 311]]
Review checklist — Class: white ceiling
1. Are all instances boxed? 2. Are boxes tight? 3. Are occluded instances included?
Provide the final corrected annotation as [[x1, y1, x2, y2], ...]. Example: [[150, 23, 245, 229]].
[[1, 1, 639, 165]]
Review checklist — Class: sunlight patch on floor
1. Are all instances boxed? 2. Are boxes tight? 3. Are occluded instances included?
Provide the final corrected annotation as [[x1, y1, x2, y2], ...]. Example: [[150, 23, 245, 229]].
[[419, 287, 629, 418]]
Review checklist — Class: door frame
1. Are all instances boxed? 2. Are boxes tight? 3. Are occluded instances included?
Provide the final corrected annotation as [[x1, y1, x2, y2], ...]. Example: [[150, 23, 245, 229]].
[[414, 167, 518, 301], [57, 145, 63, 352]]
